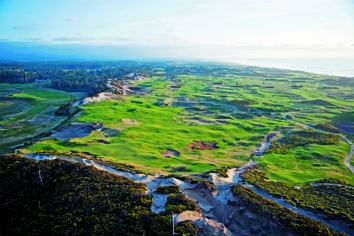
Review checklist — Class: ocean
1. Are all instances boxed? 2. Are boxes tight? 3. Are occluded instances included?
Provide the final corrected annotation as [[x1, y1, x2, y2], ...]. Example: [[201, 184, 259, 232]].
[[232, 58, 354, 77]]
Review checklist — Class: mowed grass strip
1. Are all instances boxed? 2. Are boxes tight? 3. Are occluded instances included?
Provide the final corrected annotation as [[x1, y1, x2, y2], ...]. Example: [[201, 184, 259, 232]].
[[31, 98, 253, 174], [26, 71, 354, 182], [0, 82, 82, 153], [257, 139, 354, 185]]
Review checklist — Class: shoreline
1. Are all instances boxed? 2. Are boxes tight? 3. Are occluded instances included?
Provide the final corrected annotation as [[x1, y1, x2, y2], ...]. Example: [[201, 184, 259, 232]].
[[230, 58, 354, 77]]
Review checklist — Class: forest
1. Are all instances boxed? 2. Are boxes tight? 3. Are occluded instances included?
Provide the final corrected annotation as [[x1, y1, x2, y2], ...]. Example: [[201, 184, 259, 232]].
[[0, 154, 197, 236], [0, 61, 156, 95]]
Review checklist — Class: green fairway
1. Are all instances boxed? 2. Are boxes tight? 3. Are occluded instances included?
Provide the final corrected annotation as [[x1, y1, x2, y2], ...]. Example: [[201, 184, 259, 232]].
[[257, 139, 353, 185], [0, 63, 346, 185], [26, 65, 354, 182], [0, 82, 85, 153], [31, 98, 257, 173]]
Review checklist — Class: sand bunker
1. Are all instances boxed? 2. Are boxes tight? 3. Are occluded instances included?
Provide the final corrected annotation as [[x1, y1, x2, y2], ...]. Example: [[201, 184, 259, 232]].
[[121, 118, 141, 126], [161, 149, 180, 158], [49, 122, 103, 140], [188, 141, 219, 150], [74, 92, 118, 106], [150, 192, 169, 213]]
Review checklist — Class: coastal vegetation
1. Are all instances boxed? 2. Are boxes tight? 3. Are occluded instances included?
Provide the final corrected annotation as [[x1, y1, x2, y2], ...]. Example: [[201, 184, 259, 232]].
[[231, 184, 345, 236], [241, 170, 354, 227], [265, 129, 338, 155], [1, 61, 354, 235], [156, 185, 180, 194], [313, 123, 341, 134], [165, 193, 199, 213], [0, 82, 83, 153], [1, 61, 353, 185], [257, 138, 353, 185], [0, 154, 198, 236]]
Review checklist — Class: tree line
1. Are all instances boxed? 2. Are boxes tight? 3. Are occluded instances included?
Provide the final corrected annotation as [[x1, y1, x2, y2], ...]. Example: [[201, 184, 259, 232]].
[[0, 61, 155, 95]]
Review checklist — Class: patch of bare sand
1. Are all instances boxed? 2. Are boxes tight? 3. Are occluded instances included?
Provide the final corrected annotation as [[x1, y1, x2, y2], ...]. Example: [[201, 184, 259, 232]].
[[121, 118, 141, 126], [176, 210, 203, 223], [79, 92, 118, 105], [176, 211, 233, 236], [188, 141, 219, 150], [163, 97, 174, 105], [151, 192, 169, 213], [161, 149, 180, 158]]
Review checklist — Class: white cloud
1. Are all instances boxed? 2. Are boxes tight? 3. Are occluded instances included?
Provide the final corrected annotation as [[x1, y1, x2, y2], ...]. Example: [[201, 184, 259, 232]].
[[1, 0, 354, 59]]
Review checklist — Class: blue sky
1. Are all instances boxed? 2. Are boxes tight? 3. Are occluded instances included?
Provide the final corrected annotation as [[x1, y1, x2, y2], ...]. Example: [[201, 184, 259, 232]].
[[1, 0, 354, 60]]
